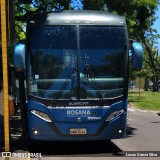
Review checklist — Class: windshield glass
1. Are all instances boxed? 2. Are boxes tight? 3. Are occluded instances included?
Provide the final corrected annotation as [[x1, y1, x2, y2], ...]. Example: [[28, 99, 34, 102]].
[[28, 26, 126, 100]]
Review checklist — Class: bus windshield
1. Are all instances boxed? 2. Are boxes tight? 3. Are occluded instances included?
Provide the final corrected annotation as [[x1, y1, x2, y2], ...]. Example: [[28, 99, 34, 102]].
[[28, 25, 127, 100]]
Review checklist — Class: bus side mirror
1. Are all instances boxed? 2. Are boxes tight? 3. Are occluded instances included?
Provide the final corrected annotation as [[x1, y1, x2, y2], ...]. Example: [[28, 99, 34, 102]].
[[14, 44, 25, 71], [131, 42, 143, 70]]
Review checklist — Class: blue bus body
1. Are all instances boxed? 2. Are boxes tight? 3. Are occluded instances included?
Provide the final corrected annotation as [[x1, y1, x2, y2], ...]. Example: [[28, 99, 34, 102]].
[[28, 100, 127, 141], [14, 10, 143, 141]]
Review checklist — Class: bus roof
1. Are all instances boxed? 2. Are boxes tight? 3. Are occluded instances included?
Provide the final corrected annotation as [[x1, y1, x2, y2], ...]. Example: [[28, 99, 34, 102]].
[[28, 10, 126, 26]]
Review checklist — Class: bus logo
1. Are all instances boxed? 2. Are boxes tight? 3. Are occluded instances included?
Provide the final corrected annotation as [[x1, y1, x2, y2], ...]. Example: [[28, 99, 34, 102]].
[[67, 110, 91, 117], [76, 117, 82, 123]]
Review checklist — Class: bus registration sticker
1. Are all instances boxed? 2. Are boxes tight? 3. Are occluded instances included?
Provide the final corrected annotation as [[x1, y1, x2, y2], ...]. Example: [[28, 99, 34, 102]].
[[70, 128, 87, 135]]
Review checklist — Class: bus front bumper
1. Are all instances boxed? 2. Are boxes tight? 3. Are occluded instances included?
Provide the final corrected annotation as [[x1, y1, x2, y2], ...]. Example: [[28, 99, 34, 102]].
[[28, 111, 127, 141]]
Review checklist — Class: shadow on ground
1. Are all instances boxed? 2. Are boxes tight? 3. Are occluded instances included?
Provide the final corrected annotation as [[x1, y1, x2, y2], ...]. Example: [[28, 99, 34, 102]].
[[1, 112, 132, 156], [125, 125, 137, 138], [28, 140, 122, 156]]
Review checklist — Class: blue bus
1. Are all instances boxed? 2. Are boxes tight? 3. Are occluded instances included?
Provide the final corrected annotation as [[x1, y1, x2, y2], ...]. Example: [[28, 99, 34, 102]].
[[14, 10, 143, 141]]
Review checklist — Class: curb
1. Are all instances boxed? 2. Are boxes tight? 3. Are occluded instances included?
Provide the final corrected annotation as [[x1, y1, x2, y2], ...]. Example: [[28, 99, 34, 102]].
[[128, 103, 160, 115]]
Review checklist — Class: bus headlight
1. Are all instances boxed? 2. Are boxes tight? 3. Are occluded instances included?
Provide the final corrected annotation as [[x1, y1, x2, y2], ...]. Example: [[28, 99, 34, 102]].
[[106, 109, 125, 122], [31, 110, 52, 122]]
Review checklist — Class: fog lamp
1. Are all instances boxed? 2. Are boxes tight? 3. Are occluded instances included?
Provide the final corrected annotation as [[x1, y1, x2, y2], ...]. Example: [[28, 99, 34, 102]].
[[118, 129, 123, 133], [32, 128, 40, 135]]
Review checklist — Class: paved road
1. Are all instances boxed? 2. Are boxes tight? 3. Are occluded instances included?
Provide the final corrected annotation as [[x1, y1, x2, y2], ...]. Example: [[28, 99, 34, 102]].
[[113, 106, 160, 151], [0, 106, 160, 159]]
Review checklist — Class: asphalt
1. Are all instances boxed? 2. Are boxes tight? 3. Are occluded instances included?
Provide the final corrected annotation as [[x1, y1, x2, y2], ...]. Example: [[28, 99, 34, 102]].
[[1, 106, 160, 159]]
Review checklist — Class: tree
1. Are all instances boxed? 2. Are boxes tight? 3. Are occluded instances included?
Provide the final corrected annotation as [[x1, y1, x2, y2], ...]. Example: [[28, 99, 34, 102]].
[[14, 0, 74, 42], [15, 0, 71, 22], [83, 0, 105, 10]]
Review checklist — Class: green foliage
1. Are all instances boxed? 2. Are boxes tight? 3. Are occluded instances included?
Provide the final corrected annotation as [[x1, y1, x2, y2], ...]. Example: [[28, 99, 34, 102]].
[[128, 90, 160, 111], [18, 0, 32, 4], [15, 21, 26, 42], [105, 0, 158, 40], [14, 0, 72, 43], [83, 0, 105, 11]]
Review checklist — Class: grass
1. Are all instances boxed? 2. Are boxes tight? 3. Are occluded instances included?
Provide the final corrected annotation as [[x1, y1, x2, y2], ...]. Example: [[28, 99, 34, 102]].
[[128, 89, 160, 111]]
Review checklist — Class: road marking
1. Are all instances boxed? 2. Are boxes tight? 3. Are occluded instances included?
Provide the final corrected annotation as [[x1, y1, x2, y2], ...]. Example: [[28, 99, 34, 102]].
[[128, 108, 148, 113], [11, 116, 21, 119], [11, 134, 21, 137], [127, 118, 132, 121], [138, 110, 147, 113], [128, 108, 135, 112]]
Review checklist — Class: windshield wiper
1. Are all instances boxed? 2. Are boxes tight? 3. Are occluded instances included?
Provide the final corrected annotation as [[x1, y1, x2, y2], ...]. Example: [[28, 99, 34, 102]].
[[53, 67, 77, 103], [84, 53, 104, 103]]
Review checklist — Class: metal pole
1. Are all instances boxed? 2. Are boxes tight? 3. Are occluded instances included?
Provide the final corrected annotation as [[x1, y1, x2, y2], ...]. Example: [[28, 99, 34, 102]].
[[138, 77, 141, 102], [1, 0, 10, 159]]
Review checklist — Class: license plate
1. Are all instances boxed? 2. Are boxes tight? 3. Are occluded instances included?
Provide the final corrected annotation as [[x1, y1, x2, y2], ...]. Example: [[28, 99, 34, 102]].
[[70, 128, 87, 135]]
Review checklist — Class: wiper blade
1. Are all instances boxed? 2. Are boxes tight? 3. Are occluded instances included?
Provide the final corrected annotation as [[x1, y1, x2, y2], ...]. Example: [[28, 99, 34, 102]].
[[85, 64, 104, 101], [54, 67, 76, 103], [84, 53, 104, 103]]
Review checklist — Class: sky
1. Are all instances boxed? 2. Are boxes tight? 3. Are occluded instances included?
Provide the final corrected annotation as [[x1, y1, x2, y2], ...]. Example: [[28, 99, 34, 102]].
[[154, 5, 160, 34], [153, 5, 160, 51]]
